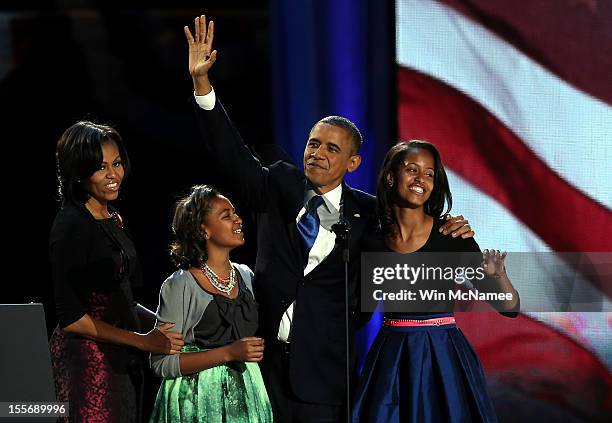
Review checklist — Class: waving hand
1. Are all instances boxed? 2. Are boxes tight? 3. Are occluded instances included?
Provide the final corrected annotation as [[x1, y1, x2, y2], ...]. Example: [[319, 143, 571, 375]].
[[184, 15, 216, 95]]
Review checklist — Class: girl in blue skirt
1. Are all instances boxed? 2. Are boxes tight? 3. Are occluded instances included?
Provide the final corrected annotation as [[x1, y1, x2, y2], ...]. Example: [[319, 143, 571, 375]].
[[353, 141, 519, 423]]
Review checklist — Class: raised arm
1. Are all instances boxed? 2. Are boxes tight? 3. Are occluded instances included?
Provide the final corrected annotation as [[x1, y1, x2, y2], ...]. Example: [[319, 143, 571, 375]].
[[184, 16, 269, 211], [480, 249, 520, 312], [184, 15, 216, 96]]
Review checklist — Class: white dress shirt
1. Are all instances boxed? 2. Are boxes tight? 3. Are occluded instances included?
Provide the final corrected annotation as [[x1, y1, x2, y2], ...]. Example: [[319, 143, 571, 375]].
[[277, 184, 342, 342]]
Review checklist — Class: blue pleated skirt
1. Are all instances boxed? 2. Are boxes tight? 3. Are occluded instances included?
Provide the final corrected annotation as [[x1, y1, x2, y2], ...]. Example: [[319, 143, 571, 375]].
[[352, 314, 497, 423]]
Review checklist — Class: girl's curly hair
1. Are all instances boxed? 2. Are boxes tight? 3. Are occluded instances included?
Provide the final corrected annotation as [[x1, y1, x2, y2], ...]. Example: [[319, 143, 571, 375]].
[[170, 184, 220, 269]]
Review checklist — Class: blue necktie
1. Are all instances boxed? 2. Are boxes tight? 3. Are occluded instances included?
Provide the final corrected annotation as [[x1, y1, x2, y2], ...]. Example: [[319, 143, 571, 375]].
[[297, 195, 324, 261]]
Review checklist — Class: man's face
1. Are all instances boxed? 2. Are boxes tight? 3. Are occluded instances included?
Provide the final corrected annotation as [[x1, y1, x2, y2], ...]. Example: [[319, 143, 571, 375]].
[[303, 123, 361, 193]]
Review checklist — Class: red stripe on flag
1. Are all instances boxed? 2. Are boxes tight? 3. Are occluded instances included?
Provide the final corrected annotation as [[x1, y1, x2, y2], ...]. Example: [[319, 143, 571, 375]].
[[457, 312, 612, 419], [436, 0, 612, 106], [397, 66, 612, 256]]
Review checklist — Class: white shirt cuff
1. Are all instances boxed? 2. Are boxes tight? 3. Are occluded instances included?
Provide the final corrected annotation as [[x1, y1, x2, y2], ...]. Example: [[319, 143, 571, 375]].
[[194, 87, 216, 110]]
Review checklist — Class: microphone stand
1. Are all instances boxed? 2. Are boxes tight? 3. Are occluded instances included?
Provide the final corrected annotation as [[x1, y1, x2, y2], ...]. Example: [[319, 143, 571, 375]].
[[332, 218, 351, 423]]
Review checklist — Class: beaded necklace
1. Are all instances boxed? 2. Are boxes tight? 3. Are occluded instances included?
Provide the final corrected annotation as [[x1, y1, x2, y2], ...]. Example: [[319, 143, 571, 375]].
[[200, 261, 236, 296]]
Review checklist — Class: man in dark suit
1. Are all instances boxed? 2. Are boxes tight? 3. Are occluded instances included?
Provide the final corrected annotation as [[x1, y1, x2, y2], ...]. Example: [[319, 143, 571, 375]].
[[183, 16, 474, 422]]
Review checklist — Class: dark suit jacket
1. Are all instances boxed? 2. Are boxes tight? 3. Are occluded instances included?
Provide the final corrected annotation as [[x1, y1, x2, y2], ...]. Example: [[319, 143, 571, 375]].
[[193, 98, 376, 405]]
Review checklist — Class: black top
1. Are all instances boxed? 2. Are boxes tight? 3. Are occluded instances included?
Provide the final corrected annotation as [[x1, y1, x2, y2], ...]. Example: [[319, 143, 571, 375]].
[[363, 217, 480, 254], [49, 202, 142, 330], [192, 274, 258, 349], [400, 218, 477, 316], [364, 217, 518, 317]]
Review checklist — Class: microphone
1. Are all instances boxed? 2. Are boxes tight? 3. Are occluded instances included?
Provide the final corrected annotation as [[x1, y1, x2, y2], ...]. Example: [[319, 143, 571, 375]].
[[332, 215, 352, 422], [332, 217, 351, 262]]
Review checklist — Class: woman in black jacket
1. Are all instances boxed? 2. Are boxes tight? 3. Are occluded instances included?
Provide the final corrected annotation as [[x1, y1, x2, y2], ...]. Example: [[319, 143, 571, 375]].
[[49, 121, 184, 422]]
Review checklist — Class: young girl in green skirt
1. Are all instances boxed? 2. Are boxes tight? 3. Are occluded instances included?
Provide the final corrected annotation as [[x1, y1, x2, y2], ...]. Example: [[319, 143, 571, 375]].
[[149, 185, 273, 422]]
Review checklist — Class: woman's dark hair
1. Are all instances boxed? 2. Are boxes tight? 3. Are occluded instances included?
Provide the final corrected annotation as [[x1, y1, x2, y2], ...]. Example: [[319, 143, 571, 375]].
[[376, 140, 452, 235], [55, 121, 131, 204], [170, 184, 221, 269]]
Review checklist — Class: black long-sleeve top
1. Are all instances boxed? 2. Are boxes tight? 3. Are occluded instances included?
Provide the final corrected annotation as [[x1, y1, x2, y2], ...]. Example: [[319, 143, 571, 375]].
[[49, 202, 142, 330]]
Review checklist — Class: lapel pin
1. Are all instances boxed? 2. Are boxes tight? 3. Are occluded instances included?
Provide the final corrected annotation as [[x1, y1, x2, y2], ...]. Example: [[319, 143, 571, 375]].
[[354, 213, 360, 218]]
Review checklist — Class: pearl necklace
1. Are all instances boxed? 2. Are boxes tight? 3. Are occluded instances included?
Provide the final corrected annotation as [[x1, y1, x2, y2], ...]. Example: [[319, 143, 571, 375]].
[[201, 261, 236, 295]]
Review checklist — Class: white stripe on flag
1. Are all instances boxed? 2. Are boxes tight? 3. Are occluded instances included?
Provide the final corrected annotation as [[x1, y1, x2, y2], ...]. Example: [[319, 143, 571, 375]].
[[396, 0, 612, 210], [448, 170, 612, 367], [446, 169, 549, 252]]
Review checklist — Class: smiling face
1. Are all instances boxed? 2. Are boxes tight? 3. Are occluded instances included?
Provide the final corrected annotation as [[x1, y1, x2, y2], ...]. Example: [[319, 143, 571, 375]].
[[201, 195, 245, 250], [303, 123, 361, 193], [83, 140, 124, 207], [390, 147, 435, 209]]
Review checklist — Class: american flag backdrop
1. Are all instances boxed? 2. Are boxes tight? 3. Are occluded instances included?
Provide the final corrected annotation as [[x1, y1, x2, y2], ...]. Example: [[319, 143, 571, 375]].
[[396, 0, 611, 420], [8, 1, 609, 420]]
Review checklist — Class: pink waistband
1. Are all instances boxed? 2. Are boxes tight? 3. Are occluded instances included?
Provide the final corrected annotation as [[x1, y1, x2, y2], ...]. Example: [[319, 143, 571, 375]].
[[384, 317, 456, 327]]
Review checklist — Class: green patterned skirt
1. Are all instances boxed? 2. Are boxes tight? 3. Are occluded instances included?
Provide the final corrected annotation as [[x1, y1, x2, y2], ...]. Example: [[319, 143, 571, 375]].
[[150, 345, 273, 423]]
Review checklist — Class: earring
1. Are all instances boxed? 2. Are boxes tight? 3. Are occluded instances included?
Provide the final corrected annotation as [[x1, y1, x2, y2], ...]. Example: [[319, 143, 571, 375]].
[[204, 233, 209, 239]]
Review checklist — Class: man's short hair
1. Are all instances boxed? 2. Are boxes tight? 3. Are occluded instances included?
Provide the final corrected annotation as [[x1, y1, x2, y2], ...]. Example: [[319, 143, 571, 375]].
[[313, 116, 362, 155]]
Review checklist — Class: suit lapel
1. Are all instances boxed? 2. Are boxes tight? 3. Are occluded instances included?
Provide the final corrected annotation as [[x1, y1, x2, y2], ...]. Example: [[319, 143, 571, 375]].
[[341, 183, 365, 241], [285, 177, 310, 275]]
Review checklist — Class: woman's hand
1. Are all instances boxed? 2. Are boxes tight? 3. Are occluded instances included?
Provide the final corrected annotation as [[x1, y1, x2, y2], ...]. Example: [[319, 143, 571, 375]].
[[481, 249, 520, 312], [482, 249, 507, 279], [141, 323, 184, 354], [225, 337, 264, 362]]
